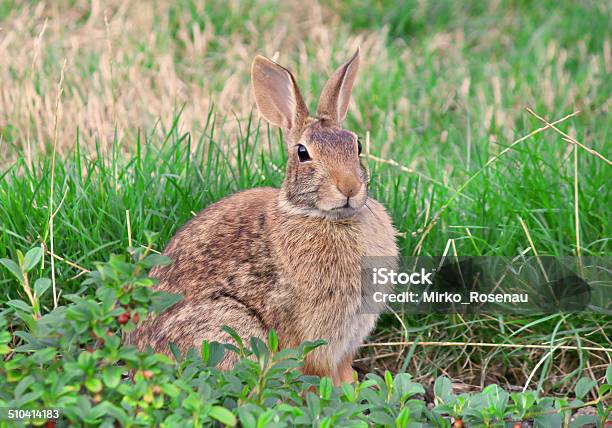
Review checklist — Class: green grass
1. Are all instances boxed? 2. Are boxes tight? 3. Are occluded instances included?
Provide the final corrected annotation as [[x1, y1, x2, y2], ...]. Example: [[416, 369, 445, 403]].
[[1, 110, 607, 284], [1, 0, 610, 394], [1, 108, 609, 392]]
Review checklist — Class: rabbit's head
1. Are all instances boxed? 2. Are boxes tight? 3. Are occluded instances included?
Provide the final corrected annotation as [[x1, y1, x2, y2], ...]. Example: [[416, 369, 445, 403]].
[[252, 50, 367, 220]]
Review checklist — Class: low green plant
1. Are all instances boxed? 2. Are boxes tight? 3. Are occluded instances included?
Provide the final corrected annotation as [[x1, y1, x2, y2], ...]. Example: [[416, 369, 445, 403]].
[[431, 370, 611, 427], [1, 240, 610, 427]]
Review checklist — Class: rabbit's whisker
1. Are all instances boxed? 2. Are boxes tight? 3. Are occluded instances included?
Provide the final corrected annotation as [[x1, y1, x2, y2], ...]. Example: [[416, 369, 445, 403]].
[[364, 200, 379, 219], [295, 190, 318, 196]]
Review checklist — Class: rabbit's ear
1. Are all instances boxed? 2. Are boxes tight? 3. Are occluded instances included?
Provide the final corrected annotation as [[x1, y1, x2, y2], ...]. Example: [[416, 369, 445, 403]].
[[316, 48, 360, 124], [251, 55, 309, 131]]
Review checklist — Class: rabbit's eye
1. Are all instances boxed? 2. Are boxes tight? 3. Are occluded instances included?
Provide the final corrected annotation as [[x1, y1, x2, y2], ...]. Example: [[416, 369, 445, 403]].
[[297, 144, 311, 162], [357, 139, 363, 155]]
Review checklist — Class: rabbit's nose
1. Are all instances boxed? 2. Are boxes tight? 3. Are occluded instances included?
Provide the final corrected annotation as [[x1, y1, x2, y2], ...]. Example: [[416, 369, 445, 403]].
[[335, 174, 361, 198]]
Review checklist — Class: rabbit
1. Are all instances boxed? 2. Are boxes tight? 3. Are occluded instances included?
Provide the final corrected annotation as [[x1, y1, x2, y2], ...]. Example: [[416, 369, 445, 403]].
[[126, 48, 398, 386]]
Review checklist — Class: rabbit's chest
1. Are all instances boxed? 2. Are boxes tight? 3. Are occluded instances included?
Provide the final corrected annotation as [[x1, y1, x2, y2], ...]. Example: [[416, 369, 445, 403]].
[[271, 203, 397, 361]]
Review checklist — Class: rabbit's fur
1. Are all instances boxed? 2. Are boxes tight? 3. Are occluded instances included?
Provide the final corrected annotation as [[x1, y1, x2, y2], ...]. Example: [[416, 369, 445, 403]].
[[126, 49, 398, 385]]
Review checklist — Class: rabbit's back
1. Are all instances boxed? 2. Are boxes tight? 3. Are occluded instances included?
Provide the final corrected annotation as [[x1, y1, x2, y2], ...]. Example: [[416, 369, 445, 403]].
[[152, 187, 280, 295], [126, 188, 281, 359]]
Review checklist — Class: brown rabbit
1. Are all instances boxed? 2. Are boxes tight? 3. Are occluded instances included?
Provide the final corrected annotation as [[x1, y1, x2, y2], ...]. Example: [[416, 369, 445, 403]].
[[126, 49, 398, 385]]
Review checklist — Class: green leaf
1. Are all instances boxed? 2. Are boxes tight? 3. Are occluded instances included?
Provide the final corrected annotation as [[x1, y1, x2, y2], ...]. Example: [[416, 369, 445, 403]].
[[341, 382, 356, 402], [276, 404, 304, 418], [151, 290, 183, 313], [168, 342, 182, 363], [301, 339, 326, 355], [15, 390, 42, 406], [85, 377, 103, 393], [102, 365, 122, 388], [96, 286, 116, 311], [23, 247, 43, 272], [268, 329, 278, 352], [511, 391, 537, 415], [15, 375, 35, 399], [31, 347, 56, 364], [534, 412, 561, 427], [358, 379, 377, 390], [385, 370, 394, 389], [237, 407, 257, 428], [394, 373, 425, 402], [369, 411, 395, 425], [142, 253, 172, 268], [34, 278, 52, 298], [0, 258, 24, 283], [222, 326, 244, 349], [606, 364, 611, 385], [204, 341, 225, 367], [95, 401, 129, 426], [395, 407, 410, 428], [89, 403, 108, 421], [575, 377, 597, 399], [16, 250, 24, 267], [7, 300, 32, 312], [209, 406, 237, 427], [434, 376, 454, 404], [569, 415, 598, 428], [600, 384, 611, 397], [201, 340, 210, 363], [256, 410, 276, 428], [162, 383, 180, 398], [319, 376, 333, 400], [305, 392, 321, 417]]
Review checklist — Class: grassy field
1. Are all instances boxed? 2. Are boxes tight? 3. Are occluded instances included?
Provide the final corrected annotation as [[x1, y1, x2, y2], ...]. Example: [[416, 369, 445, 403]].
[[1, 0, 611, 395]]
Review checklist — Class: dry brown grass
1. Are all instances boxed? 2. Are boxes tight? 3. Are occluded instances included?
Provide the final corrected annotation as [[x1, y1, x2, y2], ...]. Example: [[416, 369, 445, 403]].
[[1, 0, 608, 166], [0, 0, 391, 158]]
